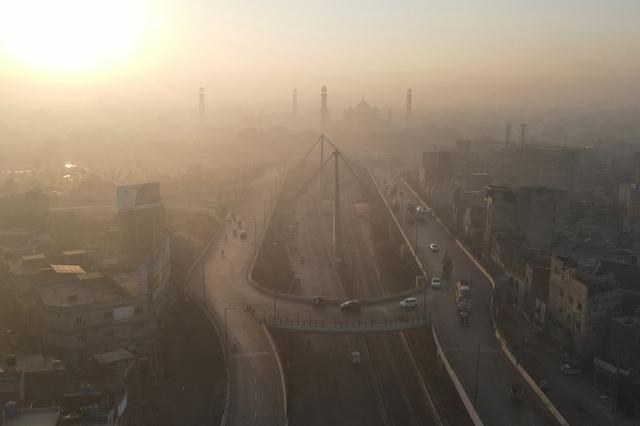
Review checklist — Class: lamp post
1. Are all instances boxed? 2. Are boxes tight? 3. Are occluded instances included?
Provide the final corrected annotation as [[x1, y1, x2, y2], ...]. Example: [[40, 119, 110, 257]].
[[224, 307, 236, 355]]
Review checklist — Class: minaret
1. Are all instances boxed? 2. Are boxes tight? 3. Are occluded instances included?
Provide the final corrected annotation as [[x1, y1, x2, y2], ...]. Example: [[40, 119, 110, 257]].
[[198, 87, 205, 124], [321, 86, 329, 132], [520, 123, 527, 144], [406, 88, 413, 122], [292, 89, 298, 117]]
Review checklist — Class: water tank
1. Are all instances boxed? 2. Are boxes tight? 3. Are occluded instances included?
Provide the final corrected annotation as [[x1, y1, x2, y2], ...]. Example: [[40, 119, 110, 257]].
[[5, 354, 16, 366], [79, 383, 92, 395], [4, 401, 18, 417]]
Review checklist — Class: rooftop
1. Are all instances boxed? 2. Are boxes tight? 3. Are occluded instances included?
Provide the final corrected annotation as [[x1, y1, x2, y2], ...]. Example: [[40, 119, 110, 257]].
[[4, 407, 60, 426], [33, 272, 130, 308]]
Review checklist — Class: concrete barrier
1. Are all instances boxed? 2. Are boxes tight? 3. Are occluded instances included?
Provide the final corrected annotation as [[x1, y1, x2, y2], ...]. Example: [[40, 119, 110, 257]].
[[400, 176, 569, 426]]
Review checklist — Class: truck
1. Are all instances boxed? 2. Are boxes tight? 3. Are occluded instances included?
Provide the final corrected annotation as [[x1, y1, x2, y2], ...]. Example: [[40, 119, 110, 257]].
[[455, 279, 472, 322]]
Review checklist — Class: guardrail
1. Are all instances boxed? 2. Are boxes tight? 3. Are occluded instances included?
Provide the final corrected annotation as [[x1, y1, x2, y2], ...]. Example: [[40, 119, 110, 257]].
[[400, 176, 569, 426], [246, 167, 289, 426], [370, 170, 484, 426], [261, 314, 430, 333]]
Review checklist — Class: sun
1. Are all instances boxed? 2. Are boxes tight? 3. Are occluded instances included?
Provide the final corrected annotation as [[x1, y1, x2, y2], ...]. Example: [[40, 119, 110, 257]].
[[0, 0, 147, 72]]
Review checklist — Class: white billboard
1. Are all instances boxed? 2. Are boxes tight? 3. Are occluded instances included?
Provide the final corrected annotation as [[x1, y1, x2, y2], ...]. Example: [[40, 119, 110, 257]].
[[117, 182, 160, 212]]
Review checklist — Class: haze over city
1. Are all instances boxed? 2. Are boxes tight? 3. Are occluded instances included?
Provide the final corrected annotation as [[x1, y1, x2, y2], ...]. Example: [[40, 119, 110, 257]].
[[2, 1, 640, 426]]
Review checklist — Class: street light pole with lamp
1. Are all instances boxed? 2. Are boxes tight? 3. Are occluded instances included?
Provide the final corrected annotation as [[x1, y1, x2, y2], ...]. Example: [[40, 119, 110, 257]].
[[224, 307, 236, 355]]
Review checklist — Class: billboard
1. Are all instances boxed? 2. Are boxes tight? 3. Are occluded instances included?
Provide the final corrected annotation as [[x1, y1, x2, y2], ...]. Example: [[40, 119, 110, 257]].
[[117, 182, 161, 212]]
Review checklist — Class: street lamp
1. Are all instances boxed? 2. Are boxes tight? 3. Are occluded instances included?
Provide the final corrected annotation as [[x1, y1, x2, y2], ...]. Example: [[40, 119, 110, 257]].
[[224, 307, 236, 355]]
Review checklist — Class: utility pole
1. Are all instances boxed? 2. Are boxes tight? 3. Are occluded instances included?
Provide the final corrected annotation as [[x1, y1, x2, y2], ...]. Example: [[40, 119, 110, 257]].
[[333, 150, 341, 259], [474, 344, 480, 406], [263, 199, 266, 234]]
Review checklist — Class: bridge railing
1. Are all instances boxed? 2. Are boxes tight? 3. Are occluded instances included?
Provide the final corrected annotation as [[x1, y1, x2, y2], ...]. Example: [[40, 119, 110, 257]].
[[260, 313, 430, 332]]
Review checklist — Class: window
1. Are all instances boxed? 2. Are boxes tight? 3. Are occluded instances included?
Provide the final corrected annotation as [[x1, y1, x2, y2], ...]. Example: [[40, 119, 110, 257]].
[[575, 321, 581, 331], [77, 335, 86, 344], [577, 303, 582, 311], [559, 289, 564, 297], [104, 311, 113, 320], [568, 296, 573, 305], [75, 317, 83, 325], [134, 305, 144, 315]]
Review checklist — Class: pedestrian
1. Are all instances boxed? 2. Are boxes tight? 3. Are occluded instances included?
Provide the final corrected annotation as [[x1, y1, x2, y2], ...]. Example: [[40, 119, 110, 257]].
[[221, 248, 225, 258]]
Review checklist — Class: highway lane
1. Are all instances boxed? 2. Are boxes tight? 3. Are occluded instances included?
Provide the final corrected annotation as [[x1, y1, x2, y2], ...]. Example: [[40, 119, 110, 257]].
[[280, 171, 436, 426], [376, 170, 551, 426]]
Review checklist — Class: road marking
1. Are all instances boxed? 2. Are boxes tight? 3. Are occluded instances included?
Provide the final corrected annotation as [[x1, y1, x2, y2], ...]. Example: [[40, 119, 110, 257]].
[[230, 351, 272, 358], [443, 346, 498, 353]]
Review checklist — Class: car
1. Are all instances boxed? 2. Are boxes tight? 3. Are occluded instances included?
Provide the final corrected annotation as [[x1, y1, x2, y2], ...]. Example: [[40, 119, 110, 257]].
[[429, 243, 439, 252], [400, 297, 418, 309], [239, 230, 248, 240], [538, 379, 550, 393], [560, 364, 582, 375], [430, 277, 441, 288], [340, 300, 361, 312]]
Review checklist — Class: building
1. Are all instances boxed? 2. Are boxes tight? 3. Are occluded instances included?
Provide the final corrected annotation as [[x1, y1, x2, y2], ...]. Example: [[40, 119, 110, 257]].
[[420, 141, 583, 210], [483, 185, 520, 247], [483, 185, 568, 251], [523, 256, 551, 326], [0, 353, 131, 425], [548, 256, 623, 358], [0, 183, 173, 375], [343, 99, 383, 130], [606, 315, 640, 374], [618, 183, 640, 238]]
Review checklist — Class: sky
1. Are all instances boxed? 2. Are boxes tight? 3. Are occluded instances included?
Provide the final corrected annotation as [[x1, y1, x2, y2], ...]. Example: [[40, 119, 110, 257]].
[[1, 0, 639, 111]]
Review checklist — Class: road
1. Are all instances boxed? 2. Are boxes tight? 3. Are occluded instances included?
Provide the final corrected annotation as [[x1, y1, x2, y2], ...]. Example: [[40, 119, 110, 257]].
[[376, 170, 552, 426], [279, 170, 437, 426], [197, 170, 286, 425]]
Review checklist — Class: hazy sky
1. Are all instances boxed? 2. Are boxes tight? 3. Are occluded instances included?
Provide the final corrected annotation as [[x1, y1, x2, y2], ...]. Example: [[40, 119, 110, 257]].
[[1, 0, 639, 111]]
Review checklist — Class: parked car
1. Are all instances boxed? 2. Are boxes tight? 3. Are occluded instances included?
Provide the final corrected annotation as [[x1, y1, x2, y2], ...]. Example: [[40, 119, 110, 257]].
[[430, 277, 441, 288], [400, 297, 417, 309], [429, 243, 439, 252], [560, 364, 582, 375], [340, 300, 361, 312]]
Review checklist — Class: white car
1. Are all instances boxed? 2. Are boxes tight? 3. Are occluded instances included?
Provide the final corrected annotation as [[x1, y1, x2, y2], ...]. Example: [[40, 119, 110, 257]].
[[429, 243, 439, 252], [400, 297, 417, 309], [430, 277, 441, 288]]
